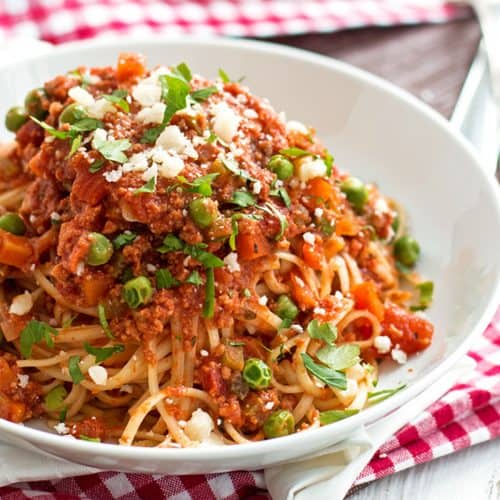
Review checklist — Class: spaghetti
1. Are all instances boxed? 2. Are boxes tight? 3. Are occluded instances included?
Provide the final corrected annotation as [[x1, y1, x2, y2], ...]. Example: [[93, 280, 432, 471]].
[[0, 53, 434, 447]]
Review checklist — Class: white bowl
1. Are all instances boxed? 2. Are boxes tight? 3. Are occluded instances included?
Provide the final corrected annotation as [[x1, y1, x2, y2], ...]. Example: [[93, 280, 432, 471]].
[[0, 36, 499, 474]]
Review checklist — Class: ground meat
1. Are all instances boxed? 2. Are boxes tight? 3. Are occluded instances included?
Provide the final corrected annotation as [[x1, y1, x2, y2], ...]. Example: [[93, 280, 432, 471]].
[[240, 389, 279, 433], [70, 416, 107, 440]]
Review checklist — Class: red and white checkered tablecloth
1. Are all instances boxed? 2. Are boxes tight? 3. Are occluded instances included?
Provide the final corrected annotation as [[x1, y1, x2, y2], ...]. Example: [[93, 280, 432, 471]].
[[0, 0, 471, 44], [0, 307, 499, 499], [1, 1, 498, 499]]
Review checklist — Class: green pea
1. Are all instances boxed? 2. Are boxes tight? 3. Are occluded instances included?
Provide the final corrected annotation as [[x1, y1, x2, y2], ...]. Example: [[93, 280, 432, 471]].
[[0, 213, 26, 235], [59, 103, 87, 125], [44, 385, 67, 411], [5, 106, 28, 132], [263, 409, 295, 439], [87, 232, 113, 266], [189, 197, 218, 229], [340, 177, 369, 212], [268, 155, 294, 180], [394, 235, 420, 267], [275, 295, 298, 321], [242, 358, 271, 390], [122, 276, 153, 309], [24, 88, 47, 120]]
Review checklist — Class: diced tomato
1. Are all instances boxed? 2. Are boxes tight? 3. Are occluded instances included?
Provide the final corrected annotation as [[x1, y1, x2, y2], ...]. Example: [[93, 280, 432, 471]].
[[302, 234, 324, 270], [352, 281, 385, 321], [116, 53, 146, 82], [72, 168, 108, 206], [199, 360, 227, 398], [290, 272, 316, 310], [236, 224, 270, 261], [382, 303, 434, 354]]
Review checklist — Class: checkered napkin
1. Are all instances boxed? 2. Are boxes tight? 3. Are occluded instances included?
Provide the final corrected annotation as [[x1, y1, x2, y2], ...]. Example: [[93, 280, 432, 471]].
[[0, 307, 498, 499], [0, 0, 471, 44]]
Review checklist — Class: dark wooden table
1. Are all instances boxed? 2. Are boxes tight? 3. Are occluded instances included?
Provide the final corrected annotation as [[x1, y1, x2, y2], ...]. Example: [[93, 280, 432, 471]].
[[271, 17, 481, 119]]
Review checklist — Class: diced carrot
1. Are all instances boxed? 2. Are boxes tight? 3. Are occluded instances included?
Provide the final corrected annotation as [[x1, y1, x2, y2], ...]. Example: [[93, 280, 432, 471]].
[[236, 225, 270, 261], [290, 272, 317, 310], [81, 274, 111, 306], [351, 281, 385, 321], [0, 393, 26, 423], [0, 229, 33, 269], [0, 315, 29, 342], [306, 178, 334, 202], [335, 216, 360, 236], [324, 235, 345, 259], [302, 234, 324, 271], [0, 357, 16, 392], [116, 53, 146, 82]]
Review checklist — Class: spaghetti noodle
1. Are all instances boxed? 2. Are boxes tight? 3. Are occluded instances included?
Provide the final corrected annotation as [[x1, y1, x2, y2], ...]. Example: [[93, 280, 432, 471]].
[[0, 53, 434, 446]]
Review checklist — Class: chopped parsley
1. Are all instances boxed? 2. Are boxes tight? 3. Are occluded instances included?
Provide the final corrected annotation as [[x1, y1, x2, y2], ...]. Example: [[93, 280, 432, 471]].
[[231, 190, 256, 208], [84, 342, 125, 363], [259, 202, 288, 240], [203, 267, 215, 318], [270, 186, 291, 208], [67, 134, 82, 158], [44, 385, 67, 411], [301, 353, 347, 390], [306, 319, 337, 346], [218, 68, 231, 83], [279, 147, 313, 158], [68, 355, 84, 384], [134, 176, 156, 195], [97, 303, 114, 339], [319, 409, 359, 425], [324, 150, 334, 176], [157, 234, 224, 268], [19, 320, 58, 358], [173, 62, 192, 82], [222, 158, 257, 182], [92, 132, 131, 164], [316, 344, 360, 371], [411, 281, 434, 311], [191, 86, 218, 102], [156, 268, 180, 289], [185, 270, 203, 286], [89, 158, 105, 173], [178, 173, 219, 197], [79, 435, 101, 442], [113, 231, 137, 249], [103, 89, 130, 113], [368, 384, 406, 405]]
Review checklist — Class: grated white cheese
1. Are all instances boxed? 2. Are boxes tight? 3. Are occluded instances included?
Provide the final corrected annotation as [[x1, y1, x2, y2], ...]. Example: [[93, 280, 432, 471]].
[[132, 81, 161, 106], [68, 86, 94, 107], [156, 153, 185, 178], [122, 151, 149, 172], [302, 231, 316, 245], [184, 409, 214, 442], [103, 169, 123, 183], [286, 120, 309, 135], [258, 295, 268, 306], [88, 365, 108, 385], [391, 347, 408, 365], [17, 374, 29, 388], [264, 401, 274, 410], [54, 422, 69, 435], [50, 211, 61, 221], [212, 102, 240, 143], [334, 291, 344, 300], [374, 335, 392, 354], [146, 263, 157, 273], [297, 156, 327, 182], [314, 207, 324, 218], [243, 108, 258, 119], [9, 291, 33, 316], [223, 252, 240, 273], [136, 102, 166, 124], [156, 125, 197, 158], [141, 164, 158, 182], [313, 307, 326, 315], [252, 181, 262, 195], [200, 349, 209, 357], [87, 98, 116, 119], [178, 420, 187, 428], [290, 324, 304, 333]]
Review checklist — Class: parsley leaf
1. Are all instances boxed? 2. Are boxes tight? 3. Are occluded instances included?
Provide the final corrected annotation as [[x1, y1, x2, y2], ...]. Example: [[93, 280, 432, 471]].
[[113, 231, 137, 249], [84, 342, 125, 363], [173, 62, 192, 82], [185, 243, 224, 268], [70, 118, 103, 133], [156, 268, 180, 289], [368, 384, 406, 405], [89, 158, 105, 173], [410, 281, 434, 311], [20, 320, 58, 358], [30, 116, 71, 140], [316, 344, 360, 371], [324, 150, 334, 176], [103, 89, 130, 113], [191, 86, 218, 102], [185, 270, 203, 286], [218, 68, 230, 83], [180, 173, 219, 196], [157, 234, 184, 253], [79, 435, 101, 442], [229, 215, 239, 251], [231, 190, 256, 208], [134, 176, 156, 195], [44, 385, 67, 411], [279, 147, 313, 158], [67, 134, 82, 158], [270, 186, 291, 208], [222, 158, 257, 182], [203, 267, 215, 318], [68, 355, 84, 384], [260, 202, 288, 240], [97, 303, 114, 339], [319, 409, 359, 425], [92, 132, 131, 164], [306, 319, 337, 346], [301, 353, 347, 390]]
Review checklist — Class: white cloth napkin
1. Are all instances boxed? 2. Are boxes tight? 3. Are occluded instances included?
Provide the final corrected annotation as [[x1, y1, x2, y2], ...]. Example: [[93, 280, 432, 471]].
[[0, 356, 474, 495], [265, 356, 475, 500]]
